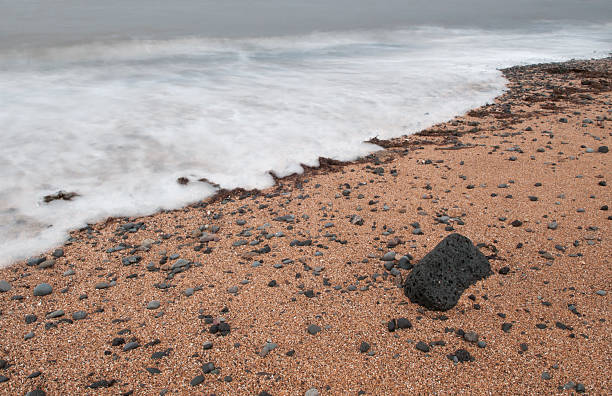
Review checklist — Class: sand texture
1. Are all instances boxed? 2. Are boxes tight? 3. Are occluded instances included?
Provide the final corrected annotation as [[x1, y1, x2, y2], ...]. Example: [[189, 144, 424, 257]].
[[0, 58, 610, 395]]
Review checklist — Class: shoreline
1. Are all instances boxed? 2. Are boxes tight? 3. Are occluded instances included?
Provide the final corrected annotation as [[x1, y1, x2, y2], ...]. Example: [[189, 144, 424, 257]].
[[0, 57, 610, 395]]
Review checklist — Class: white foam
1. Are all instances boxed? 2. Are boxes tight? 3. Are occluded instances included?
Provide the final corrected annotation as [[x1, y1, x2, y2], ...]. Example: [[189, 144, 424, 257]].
[[0, 25, 610, 266]]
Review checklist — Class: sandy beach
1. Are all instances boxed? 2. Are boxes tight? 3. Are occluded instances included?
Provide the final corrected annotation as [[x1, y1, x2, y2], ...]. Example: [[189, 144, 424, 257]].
[[0, 57, 610, 395]]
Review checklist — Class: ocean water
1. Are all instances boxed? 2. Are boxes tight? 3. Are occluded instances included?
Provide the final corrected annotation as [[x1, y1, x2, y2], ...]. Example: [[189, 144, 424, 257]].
[[0, 1, 611, 267]]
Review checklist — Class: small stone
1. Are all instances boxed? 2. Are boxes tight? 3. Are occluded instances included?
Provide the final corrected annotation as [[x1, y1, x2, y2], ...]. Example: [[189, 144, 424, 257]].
[[25, 390, 46, 396], [72, 311, 87, 320], [0, 280, 11, 292], [463, 331, 478, 343], [123, 342, 139, 352], [33, 283, 52, 296], [455, 349, 474, 362], [45, 310, 64, 319], [359, 341, 370, 353], [190, 375, 204, 386], [25, 314, 37, 324], [147, 301, 160, 310], [541, 372, 551, 380], [382, 251, 396, 261], [38, 259, 55, 269], [305, 389, 319, 396], [201, 362, 215, 374], [415, 341, 430, 352], [396, 317, 412, 329], [307, 324, 321, 335]]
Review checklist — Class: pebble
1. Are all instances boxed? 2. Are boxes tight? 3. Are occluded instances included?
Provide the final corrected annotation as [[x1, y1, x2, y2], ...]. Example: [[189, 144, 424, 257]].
[[123, 342, 140, 352], [38, 259, 55, 269], [33, 283, 53, 296], [25, 314, 37, 324], [359, 341, 370, 353], [72, 311, 87, 320], [190, 375, 204, 386], [382, 251, 396, 261], [25, 390, 46, 396], [305, 389, 319, 396], [45, 310, 64, 319], [259, 342, 278, 357], [463, 331, 479, 343], [415, 341, 430, 352], [454, 349, 474, 362], [307, 324, 321, 335], [95, 282, 110, 290], [147, 301, 161, 310], [0, 280, 11, 292]]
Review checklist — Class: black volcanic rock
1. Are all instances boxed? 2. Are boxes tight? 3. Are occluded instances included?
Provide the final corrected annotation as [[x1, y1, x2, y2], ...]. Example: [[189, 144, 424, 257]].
[[403, 233, 491, 311]]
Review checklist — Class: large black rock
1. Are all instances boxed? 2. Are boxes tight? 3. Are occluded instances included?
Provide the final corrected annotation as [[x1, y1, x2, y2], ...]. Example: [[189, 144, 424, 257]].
[[403, 233, 491, 311]]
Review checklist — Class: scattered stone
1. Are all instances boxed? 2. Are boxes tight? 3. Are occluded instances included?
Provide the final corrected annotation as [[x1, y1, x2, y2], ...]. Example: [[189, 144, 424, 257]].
[[72, 311, 87, 320], [123, 342, 139, 352], [454, 349, 474, 362], [307, 324, 321, 335], [33, 283, 53, 297], [305, 389, 319, 396], [95, 282, 110, 290], [415, 341, 430, 353], [0, 280, 11, 293], [190, 375, 204, 386], [463, 331, 478, 343], [396, 318, 412, 329], [25, 390, 46, 396], [382, 251, 396, 261]]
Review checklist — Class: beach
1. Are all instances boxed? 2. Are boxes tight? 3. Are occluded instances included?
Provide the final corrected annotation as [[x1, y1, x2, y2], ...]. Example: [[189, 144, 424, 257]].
[[0, 57, 610, 395]]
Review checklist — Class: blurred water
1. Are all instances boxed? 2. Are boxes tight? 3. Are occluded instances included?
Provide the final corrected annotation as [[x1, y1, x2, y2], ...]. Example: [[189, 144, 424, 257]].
[[0, 1, 611, 266]]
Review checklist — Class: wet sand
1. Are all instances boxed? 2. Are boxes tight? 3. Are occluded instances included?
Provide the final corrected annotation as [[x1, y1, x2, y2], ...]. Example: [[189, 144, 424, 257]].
[[0, 57, 610, 395]]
